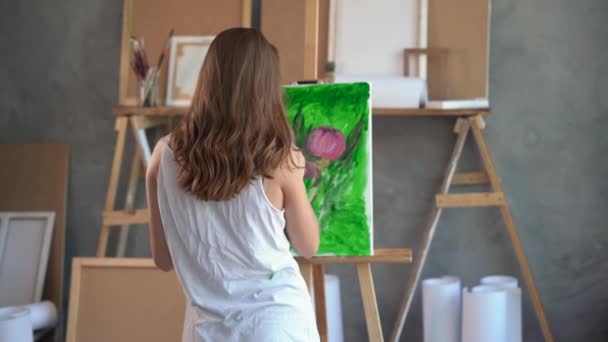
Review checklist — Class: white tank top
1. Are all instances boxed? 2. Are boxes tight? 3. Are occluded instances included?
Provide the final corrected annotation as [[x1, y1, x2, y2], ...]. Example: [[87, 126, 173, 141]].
[[157, 143, 319, 342]]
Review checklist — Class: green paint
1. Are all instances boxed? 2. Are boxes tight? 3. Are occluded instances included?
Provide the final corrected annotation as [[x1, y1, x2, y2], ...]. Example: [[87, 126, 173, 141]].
[[284, 83, 372, 256]]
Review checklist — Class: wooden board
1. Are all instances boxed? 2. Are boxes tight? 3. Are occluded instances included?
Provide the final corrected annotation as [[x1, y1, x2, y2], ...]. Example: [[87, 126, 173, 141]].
[[260, 0, 320, 83], [427, 0, 490, 99], [0, 144, 68, 316], [66, 258, 185, 342], [119, 0, 251, 105]]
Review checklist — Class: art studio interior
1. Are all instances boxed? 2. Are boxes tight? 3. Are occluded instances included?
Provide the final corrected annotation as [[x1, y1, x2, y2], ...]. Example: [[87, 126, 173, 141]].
[[0, 0, 606, 341]]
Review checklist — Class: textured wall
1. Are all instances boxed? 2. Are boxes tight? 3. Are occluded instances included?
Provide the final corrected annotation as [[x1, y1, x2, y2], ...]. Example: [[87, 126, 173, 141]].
[[0, 0, 607, 341]]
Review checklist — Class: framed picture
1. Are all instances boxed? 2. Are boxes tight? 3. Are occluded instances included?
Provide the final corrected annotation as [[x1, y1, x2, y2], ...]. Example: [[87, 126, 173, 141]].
[[0, 212, 55, 306], [165, 36, 214, 107]]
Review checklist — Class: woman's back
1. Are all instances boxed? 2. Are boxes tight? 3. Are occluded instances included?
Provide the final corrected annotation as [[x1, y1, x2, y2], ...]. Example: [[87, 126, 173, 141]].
[[145, 27, 320, 341], [157, 143, 318, 341]]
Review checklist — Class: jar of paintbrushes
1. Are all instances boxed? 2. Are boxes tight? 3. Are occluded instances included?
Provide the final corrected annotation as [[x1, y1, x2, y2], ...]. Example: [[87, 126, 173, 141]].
[[130, 30, 174, 107]]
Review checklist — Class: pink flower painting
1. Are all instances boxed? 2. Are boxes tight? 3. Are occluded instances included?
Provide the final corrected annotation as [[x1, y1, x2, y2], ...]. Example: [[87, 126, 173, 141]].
[[305, 127, 346, 160]]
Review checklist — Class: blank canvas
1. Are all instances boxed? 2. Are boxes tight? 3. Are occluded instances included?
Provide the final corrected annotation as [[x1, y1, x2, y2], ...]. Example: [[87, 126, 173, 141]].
[[0, 212, 55, 307]]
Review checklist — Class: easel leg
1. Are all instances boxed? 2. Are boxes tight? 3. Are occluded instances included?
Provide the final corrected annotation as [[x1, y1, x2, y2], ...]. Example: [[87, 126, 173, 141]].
[[357, 263, 383, 342], [313, 264, 328, 342], [300, 263, 314, 295], [469, 116, 554, 342], [97, 117, 129, 257], [390, 119, 469, 342], [130, 116, 152, 167], [116, 148, 143, 257]]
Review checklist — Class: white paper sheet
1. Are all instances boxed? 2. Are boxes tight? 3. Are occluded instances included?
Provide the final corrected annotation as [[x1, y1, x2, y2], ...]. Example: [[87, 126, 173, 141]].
[[0, 307, 33, 342], [480, 276, 522, 342], [462, 286, 508, 342], [422, 276, 461, 342], [310, 274, 344, 342]]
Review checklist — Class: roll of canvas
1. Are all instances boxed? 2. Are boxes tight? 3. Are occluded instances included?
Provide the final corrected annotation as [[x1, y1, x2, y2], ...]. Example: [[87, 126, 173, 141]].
[[422, 276, 461, 342], [0, 307, 34, 342], [479, 276, 522, 342], [310, 274, 344, 342], [334, 74, 428, 108], [462, 286, 508, 342]]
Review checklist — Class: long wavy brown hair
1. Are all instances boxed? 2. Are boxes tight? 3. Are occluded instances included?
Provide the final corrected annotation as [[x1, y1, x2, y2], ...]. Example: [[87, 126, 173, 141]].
[[170, 28, 293, 201]]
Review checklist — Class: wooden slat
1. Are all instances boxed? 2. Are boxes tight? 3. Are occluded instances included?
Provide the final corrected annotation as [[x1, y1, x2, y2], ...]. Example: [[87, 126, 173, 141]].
[[373, 107, 490, 116], [116, 149, 143, 257], [303, 0, 319, 79], [469, 116, 555, 342], [296, 248, 412, 264], [241, 0, 252, 27], [313, 264, 328, 342], [451, 171, 490, 185], [113, 106, 189, 116], [112, 105, 491, 117], [436, 192, 505, 207], [103, 209, 150, 226], [299, 263, 313, 295], [97, 117, 129, 257], [357, 263, 384, 342]]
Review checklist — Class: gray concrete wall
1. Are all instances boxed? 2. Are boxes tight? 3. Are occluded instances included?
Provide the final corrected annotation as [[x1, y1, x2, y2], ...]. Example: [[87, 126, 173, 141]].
[[1, 0, 606, 341]]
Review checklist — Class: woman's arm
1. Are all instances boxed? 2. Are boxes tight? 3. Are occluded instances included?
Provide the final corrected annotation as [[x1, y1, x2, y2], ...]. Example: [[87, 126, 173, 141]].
[[281, 150, 319, 259], [146, 138, 174, 271]]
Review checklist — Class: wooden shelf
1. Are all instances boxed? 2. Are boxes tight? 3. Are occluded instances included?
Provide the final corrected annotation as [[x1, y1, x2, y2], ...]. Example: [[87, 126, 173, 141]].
[[113, 105, 491, 117], [296, 248, 412, 264], [373, 107, 490, 116]]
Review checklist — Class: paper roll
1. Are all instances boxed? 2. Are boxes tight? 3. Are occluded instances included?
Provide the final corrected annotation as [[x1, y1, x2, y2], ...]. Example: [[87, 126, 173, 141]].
[[22, 301, 58, 330], [310, 274, 344, 342], [462, 286, 508, 342], [422, 276, 461, 342], [479, 276, 522, 342], [481, 275, 518, 289], [0, 308, 34, 342]]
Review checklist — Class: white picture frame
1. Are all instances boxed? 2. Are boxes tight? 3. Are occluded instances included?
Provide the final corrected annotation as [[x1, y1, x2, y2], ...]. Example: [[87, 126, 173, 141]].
[[166, 36, 215, 107], [0, 212, 55, 306]]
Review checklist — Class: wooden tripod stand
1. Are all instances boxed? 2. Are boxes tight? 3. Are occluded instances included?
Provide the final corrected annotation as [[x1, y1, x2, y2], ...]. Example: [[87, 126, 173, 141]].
[[95, 106, 413, 342], [390, 115, 554, 342]]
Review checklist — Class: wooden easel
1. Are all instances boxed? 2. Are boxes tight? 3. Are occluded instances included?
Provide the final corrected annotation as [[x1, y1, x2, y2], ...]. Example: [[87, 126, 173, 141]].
[[389, 114, 555, 342], [98, 107, 414, 342]]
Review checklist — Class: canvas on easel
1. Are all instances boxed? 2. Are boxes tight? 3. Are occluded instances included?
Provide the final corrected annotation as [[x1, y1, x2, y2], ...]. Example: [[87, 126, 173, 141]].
[[285, 82, 373, 256]]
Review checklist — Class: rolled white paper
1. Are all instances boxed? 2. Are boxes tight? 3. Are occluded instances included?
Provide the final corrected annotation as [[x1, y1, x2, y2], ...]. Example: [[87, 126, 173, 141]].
[[480, 276, 522, 342], [481, 275, 518, 289], [0, 307, 34, 342], [310, 274, 344, 342], [462, 286, 508, 342], [422, 276, 461, 342], [334, 74, 428, 108], [22, 301, 58, 330]]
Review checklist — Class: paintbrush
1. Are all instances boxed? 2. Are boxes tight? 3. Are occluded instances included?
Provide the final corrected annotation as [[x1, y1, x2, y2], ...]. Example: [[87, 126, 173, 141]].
[[142, 29, 174, 106]]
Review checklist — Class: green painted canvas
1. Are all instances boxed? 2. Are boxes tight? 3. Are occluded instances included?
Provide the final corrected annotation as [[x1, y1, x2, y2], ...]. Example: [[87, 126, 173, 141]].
[[284, 82, 373, 256]]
